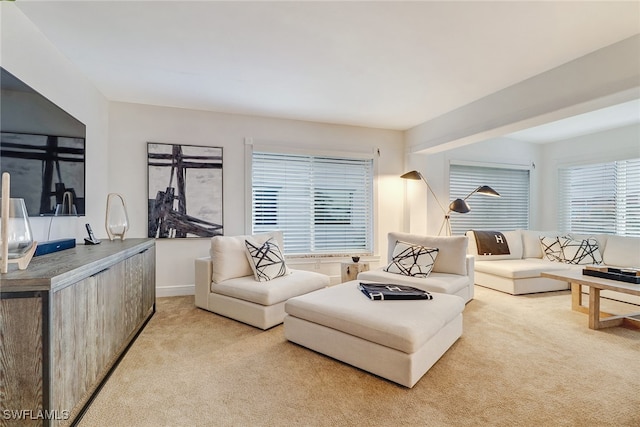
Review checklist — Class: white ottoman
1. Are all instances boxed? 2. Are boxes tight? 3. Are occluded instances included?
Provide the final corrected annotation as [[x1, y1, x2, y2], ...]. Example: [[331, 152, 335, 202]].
[[283, 280, 465, 388]]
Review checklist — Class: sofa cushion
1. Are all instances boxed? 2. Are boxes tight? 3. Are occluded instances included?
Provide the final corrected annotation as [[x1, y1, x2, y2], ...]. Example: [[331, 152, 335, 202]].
[[244, 237, 289, 282], [384, 241, 438, 278], [521, 230, 561, 259], [474, 258, 576, 279], [466, 230, 522, 260], [602, 235, 640, 267], [211, 269, 329, 306], [210, 231, 284, 283], [387, 232, 467, 275], [285, 281, 465, 354]]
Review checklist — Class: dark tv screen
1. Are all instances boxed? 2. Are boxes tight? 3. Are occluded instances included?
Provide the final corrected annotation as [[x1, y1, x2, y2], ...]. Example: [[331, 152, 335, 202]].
[[0, 67, 86, 216]]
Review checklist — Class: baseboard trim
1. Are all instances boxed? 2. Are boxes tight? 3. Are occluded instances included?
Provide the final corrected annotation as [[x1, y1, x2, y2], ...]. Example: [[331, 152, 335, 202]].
[[157, 284, 195, 298]]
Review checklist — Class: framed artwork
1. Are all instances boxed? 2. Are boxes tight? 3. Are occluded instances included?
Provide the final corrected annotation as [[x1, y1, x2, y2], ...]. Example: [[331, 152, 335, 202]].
[[147, 142, 223, 238]]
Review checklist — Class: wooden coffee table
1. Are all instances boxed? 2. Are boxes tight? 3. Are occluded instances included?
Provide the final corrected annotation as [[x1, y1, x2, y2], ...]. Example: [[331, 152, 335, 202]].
[[542, 269, 640, 330]]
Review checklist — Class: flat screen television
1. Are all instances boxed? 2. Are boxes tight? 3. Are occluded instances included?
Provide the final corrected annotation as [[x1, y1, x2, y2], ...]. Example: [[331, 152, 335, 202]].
[[1, 67, 86, 216]]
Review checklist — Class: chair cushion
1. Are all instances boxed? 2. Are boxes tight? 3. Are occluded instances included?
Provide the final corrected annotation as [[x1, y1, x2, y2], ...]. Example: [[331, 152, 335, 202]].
[[210, 231, 284, 283], [474, 258, 576, 279], [285, 281, 465, 354], [211, 269, 329, 306], [387, 232, 467, 275]]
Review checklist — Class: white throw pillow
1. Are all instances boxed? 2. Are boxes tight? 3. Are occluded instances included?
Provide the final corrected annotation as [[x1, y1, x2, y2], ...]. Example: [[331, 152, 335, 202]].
[[384, 240, 438, 278], [244, 237, 289, 282], [210, 231, 283, 283], [602, 235, 640, 267]]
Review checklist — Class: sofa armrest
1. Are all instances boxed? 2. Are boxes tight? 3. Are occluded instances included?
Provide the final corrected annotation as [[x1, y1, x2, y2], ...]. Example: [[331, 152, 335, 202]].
[[195, 257, 213, 309], [466, 255, 475, 281], [466, 255, 475, 300]]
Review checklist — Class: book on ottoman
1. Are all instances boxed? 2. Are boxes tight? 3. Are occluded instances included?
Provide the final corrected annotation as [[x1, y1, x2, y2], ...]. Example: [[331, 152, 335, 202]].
[[358, 283, 433, 301]]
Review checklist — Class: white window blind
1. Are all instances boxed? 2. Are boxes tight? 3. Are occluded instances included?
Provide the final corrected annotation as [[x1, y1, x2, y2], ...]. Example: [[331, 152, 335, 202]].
[[449, 164, 530, 235], [251, 151, 373, 255], [558, 158, 640, 236]]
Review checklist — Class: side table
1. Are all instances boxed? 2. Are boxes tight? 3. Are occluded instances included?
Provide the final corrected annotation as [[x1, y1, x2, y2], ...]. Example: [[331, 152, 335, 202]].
[[341, 261, 370, 282]]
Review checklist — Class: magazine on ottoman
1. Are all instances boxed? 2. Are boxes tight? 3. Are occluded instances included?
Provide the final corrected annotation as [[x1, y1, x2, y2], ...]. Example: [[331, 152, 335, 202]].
[[358, 283, 433, 300]]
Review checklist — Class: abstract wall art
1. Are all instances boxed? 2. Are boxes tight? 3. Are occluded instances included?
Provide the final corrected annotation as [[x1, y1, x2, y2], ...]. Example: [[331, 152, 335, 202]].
[[147, 142, 223, 238]]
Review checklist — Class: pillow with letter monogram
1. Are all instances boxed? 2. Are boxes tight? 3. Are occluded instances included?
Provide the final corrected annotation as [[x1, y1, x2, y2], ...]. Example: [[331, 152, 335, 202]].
[[384, 240, 438, 278], [466, 230, 522, 260]]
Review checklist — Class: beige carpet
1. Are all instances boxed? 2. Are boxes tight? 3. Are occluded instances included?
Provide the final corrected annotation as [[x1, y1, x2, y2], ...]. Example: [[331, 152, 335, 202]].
[[78, 286, 640, 427]]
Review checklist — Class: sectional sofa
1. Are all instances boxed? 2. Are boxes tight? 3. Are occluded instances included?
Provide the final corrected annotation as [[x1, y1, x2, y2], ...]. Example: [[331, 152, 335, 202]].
[[466, 229, 640, 305]]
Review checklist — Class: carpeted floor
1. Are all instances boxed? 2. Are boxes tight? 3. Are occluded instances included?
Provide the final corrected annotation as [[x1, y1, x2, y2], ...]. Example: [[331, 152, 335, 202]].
[[78, 286, 640, 427]]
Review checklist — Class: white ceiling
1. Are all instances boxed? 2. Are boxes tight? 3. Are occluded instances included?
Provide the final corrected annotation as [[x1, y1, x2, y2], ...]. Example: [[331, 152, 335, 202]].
[[14, 1, 640, 137]]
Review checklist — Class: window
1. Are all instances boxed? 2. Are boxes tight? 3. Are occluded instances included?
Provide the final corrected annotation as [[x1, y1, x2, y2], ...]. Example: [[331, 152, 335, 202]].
[[250, 151, 373, 255], [558, 158, 640, 236], [449, 164, 530, 235]]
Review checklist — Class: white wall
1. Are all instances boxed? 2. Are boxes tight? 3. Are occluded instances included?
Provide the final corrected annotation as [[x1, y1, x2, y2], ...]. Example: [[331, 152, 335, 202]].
[[108, 102, 405, 295], [0, 3, 109, 242]]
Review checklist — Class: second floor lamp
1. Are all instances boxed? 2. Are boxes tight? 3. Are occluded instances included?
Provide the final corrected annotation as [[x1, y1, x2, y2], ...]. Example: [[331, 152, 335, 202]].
[[401, 170, 500, 235]]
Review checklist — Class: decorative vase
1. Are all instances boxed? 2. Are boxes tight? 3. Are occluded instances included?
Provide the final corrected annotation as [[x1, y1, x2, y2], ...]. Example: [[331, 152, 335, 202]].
[[352, 256, 360, 263], [105, 193, 130, 241], [1, 198, 35, 259]]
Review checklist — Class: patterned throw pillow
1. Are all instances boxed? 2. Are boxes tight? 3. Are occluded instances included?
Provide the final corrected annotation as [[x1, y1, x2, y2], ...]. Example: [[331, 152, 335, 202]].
[[559, 236, 603, 265], [384, 240, 439, 278], [539, 235, 602, 265], [244, 237, 289, 282], [540, 236, 564, 262]]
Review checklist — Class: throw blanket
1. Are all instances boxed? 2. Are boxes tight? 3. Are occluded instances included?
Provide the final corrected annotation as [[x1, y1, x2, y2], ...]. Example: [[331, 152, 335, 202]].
[[473, 230, 510, 256], [358, 283, 433, 301]]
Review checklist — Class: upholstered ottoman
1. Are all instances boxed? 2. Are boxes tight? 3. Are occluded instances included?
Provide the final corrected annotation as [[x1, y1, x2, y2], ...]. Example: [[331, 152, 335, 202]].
[[283, 280, 465, 388]]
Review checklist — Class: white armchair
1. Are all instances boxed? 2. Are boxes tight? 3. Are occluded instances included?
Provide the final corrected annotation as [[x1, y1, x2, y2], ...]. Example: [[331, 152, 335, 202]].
[[357, 232, 474, 303], [195, 231, 329, 329]]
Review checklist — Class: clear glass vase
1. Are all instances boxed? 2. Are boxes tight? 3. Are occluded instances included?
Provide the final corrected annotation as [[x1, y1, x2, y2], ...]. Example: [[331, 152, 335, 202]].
[[0, 198, 35, 259]]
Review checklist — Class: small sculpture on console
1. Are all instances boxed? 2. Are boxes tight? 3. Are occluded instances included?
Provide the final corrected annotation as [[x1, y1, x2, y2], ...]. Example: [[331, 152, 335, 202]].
[[105, 193, 130, 241]]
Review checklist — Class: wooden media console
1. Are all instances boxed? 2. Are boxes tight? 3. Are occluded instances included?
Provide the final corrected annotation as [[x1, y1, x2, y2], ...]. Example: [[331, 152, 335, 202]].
[[0, 239, 156, 426]]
